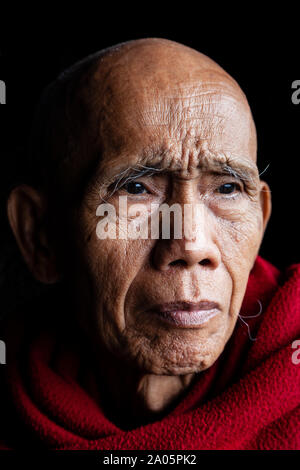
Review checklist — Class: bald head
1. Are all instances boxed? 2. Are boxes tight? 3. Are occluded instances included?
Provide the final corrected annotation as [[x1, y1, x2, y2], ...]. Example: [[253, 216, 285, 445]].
[[29, 38, 257, 204]]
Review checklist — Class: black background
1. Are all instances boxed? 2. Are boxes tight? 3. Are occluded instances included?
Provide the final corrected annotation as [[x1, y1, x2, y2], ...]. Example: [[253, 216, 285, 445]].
[[0, 19, 299, 315]]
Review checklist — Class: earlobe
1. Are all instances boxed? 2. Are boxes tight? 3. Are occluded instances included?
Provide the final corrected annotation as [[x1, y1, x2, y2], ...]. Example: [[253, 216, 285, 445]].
[[7, 185, 61, 284], [259, 180, 272, 234]]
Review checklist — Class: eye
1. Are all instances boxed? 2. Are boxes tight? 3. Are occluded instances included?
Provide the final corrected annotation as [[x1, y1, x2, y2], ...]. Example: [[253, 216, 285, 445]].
[[123, 181, 148, 194], [218, 182, 241, 195]]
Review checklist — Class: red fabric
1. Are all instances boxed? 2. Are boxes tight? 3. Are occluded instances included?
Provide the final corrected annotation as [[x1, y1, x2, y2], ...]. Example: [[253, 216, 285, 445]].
[[1, 256, 300, 450]]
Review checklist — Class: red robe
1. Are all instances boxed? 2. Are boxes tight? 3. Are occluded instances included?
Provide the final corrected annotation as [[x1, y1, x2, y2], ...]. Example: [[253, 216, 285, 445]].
[[0, 256, 300, 449]]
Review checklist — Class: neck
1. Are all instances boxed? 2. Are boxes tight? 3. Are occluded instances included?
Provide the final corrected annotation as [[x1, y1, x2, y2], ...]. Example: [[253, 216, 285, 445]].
[[92, 346, 196, 430]]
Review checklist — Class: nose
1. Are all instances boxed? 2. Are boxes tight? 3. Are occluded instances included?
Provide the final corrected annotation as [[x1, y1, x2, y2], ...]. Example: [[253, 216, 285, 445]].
[[151, 202, 221, 271]]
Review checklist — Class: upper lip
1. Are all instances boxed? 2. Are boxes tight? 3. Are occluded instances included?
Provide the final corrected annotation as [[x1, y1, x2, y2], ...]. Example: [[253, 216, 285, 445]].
[[149, 301, 220, 313]]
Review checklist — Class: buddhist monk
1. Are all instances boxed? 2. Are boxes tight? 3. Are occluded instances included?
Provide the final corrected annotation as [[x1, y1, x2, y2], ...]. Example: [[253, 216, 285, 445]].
[[1, 38, 299, 450]]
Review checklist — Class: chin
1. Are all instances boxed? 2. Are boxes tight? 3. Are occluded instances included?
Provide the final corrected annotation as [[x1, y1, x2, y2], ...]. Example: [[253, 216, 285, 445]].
[[140, 353, 219, 376], [121, 330, 227, 376]]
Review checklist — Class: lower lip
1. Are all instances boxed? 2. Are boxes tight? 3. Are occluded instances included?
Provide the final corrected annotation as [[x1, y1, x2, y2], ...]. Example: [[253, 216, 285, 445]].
[[152, 309, 220, 328]]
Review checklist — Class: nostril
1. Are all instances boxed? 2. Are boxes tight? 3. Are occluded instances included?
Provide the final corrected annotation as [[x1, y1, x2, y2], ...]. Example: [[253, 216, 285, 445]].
[[169, 259, 187, 267], [199, 259, 211, 266]]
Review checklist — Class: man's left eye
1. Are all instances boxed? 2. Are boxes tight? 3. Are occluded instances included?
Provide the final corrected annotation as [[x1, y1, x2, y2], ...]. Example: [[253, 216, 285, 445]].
[[218, 183, 241, 195], [123, 181, 148, 194]]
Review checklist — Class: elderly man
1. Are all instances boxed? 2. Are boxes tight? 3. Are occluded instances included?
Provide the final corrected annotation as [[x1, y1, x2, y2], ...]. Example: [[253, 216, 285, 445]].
[[0, 38, 299, 450]]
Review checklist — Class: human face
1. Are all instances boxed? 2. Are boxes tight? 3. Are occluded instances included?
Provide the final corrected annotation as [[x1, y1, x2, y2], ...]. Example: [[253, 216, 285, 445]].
[[67, 70, 266, 376]]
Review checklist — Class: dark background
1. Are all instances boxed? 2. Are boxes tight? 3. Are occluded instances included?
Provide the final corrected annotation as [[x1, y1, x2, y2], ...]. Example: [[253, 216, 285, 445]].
[[0, 22, 299, 317]]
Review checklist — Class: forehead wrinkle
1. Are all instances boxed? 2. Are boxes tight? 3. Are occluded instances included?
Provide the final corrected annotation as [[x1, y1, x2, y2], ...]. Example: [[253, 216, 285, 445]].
[[136, 92, 243, 129], [98, 60, 243, 107], [96, 147, 259, 187], [137, 96, 251, 139]]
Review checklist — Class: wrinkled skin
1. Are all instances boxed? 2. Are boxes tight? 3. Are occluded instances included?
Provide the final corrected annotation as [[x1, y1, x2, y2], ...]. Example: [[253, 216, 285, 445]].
[[7, 39, 271, 429]]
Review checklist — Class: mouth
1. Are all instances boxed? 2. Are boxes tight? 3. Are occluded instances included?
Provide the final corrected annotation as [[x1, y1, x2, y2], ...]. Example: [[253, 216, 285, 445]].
[[146, 301, 221, 328]]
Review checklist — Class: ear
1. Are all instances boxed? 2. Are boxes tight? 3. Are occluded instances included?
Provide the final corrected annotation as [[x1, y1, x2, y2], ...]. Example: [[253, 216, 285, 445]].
[[259, 180, 272, 235], [7, 184, 61, 284]]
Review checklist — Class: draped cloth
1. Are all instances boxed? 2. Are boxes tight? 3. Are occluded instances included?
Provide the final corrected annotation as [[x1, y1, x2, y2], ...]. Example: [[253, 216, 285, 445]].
[[1, 256, 300, 449]]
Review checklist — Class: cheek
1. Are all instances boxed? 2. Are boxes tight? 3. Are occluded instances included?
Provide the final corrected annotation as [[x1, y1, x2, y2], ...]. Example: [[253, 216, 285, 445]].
[[216, 205, 263, 317], [213, 196, 263, 262], [76, 231, 155, 341], [226, 209, 263, 261], [87, 238, 152, 287]]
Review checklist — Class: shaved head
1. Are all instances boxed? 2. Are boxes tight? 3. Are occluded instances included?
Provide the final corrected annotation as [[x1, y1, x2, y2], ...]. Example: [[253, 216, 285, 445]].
[[29, 38, 257, 205]]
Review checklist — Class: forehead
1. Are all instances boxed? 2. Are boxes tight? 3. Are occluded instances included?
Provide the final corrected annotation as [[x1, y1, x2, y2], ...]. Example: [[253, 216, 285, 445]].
[[89, 53, 256, 179]]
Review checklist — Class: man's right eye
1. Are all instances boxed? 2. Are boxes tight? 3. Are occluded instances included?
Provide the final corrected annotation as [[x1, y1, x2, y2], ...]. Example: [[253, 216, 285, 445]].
[[123, 181, 148, 194]]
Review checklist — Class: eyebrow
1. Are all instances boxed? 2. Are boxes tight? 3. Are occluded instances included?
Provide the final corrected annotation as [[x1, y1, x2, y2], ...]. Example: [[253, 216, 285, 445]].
[[103, 164, 164, 199], [209, 157, 259, 184], [98, 151, 259, 199]]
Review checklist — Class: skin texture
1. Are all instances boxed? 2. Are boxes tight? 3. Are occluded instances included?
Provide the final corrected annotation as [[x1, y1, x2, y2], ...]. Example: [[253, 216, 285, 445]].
[[7, 38, 271, 429]]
